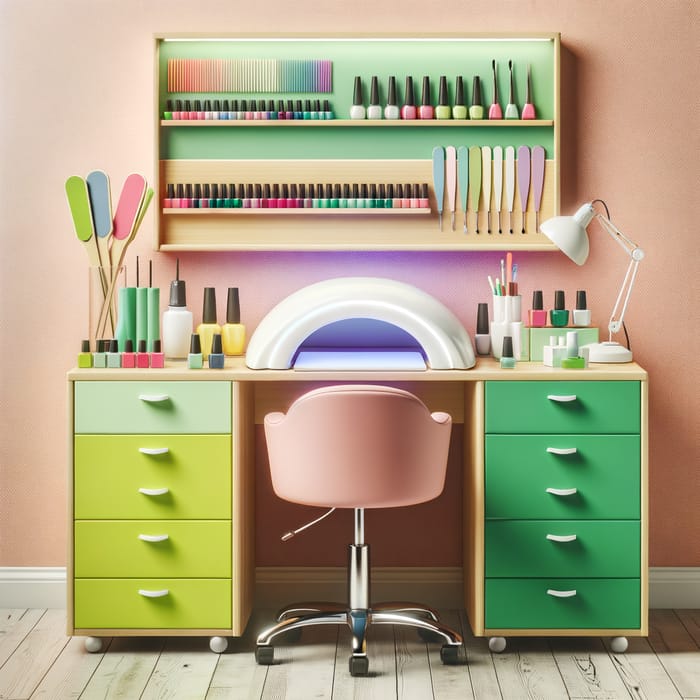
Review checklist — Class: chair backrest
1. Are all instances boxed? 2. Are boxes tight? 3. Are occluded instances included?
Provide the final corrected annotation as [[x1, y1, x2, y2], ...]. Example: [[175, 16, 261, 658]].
[[264, 384, 452, 509]]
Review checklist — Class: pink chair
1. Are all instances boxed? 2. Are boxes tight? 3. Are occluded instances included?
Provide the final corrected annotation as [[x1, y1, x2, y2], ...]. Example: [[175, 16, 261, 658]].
[[255, 384, 466, 676]]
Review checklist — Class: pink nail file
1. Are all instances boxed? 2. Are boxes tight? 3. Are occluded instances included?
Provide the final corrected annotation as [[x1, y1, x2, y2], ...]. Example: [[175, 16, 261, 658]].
[[445, 146, 457, 231], [531, 146, 545, 232], [517, 146, 531, 234]]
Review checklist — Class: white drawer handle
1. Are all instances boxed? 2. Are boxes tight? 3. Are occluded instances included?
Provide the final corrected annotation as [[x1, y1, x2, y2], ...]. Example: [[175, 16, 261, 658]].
[[138, 487, 169, 496], [547, 394, 577, 403], [546, 487, 578, 497], [547, 589, 577, 598], [138, 534, 169, 543], [546, 534, 577, 543], [546, 447, 578, 455], [139, 447, 170, 455], [138, 394, 170, 403], [138, 589, 169, 598]]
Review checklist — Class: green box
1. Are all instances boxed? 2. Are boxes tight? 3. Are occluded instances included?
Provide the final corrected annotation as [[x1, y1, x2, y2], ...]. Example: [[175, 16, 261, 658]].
[[529, 327, 599, 361]]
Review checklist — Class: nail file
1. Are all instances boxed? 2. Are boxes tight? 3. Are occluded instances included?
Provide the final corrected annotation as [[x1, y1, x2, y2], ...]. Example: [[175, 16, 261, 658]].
[[86, 170, 113, 271], [493, 146, 504, 234], [517, 146, 531, 233], [504, 146, 516, 233], [445, 146, 457, 231], [481, 146, 492, 233], [457, 146, 469, 233], [521, 64, 536, 120], [65, 175, 100, 266], [432, 146, 445, 231], [505, 60, 519, 119], [468, 146, 482, 233], [531, 145, 546, 231]]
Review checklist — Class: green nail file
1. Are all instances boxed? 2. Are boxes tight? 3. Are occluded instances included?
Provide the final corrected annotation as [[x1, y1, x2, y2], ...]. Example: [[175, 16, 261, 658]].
[[457, 146, 469, 233]]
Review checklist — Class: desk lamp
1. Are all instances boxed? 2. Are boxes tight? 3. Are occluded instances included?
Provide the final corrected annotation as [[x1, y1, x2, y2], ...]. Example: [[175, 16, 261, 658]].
[[540, 200, 645, 363]]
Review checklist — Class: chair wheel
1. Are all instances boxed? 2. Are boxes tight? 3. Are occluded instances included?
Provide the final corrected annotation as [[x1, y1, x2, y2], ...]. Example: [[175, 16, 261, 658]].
[[440, 644, 467, 665], [256, 645, 275, 665], [349, 655, 369, 676]]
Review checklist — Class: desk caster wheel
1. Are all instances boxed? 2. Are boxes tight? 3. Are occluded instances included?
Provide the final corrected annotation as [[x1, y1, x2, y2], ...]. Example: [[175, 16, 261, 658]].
[[610, 636, 629, 653], [349, 655, 369, 676], [440, 644, 467, 665], [489, 636, 507, 653], [256, 645, 274, 665], [84, 637, 103, 653], [209, 636, 228, 653]]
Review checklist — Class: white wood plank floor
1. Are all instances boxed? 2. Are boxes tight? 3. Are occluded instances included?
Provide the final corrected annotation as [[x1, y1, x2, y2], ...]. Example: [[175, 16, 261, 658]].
[[0, 608, 698, 699]]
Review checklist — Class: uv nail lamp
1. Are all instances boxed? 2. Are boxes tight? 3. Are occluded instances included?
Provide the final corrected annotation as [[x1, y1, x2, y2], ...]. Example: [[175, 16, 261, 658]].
[[245, 277, 476, 371]]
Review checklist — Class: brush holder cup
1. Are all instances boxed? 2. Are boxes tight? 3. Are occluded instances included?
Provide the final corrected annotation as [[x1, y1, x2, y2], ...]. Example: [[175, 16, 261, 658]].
[[88, 266, 125, 349]]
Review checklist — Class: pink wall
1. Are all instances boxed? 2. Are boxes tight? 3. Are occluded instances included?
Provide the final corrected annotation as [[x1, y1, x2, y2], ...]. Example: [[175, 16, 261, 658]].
[[1, 1, 698, 568]]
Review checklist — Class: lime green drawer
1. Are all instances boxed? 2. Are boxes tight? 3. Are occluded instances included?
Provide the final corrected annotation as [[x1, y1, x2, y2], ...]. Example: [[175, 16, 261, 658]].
[[485, 435, 640, 519], [74, 381, 231, 434], [74, 435, 231, 519], [485, 381, 640, 434], [485, 521, 640, 577], [74, 521, 231, 578], [74, 578, 231, 629], [485, 578, 640, 630]]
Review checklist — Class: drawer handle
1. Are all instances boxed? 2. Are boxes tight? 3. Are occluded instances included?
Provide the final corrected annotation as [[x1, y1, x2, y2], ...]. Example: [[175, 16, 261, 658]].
[[138, 393, 170, 403], [547, 394, 577, 403], [138, 534, 169, 543], [138, 589, 169, 598], [546, 447, 578, 455], [546, 487, 578, 497], [547, 589, 577, 598], [139, 447, 170, 455], [138, 487, 169, 496], [546, 534, 577, 543]]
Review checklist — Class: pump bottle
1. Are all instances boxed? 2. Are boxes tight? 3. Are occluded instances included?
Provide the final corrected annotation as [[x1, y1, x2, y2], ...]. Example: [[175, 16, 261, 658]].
[[161, 259, 193, 359]]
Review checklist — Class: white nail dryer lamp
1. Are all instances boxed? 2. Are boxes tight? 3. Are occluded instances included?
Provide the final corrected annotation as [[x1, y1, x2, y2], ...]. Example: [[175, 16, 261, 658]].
[[245, 277, 475, 370]]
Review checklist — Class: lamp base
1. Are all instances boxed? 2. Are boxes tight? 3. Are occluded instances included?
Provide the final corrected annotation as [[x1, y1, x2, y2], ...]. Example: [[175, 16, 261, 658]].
[[581, 341, 633, 363]]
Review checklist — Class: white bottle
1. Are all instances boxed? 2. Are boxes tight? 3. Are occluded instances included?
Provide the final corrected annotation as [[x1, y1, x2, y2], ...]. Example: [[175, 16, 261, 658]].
[[162, 263, 193, 359], [350, 76, 366, 119]]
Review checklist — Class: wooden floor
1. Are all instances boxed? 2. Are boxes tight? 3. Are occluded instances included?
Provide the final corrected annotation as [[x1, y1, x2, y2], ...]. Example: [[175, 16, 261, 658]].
[[0, 609, 699, 699]]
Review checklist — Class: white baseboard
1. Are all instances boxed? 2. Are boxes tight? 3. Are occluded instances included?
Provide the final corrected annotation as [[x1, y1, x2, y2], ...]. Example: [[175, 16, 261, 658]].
[[2, 566, 699, 610]]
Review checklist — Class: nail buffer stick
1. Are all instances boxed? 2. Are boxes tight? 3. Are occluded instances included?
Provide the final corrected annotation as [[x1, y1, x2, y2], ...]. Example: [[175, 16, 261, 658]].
[[468, 146, 482, 233], [65, 175, 99, 267], [445, 146, 457, 231], [481, 146, 492, 233], [86, 170, 113, 272], [493, 146, 504, 234], [531, 145, 545, 231], [432, 146, 445, 231], [505, 146, 516, 234], [517, 145, 531, 234], [457, 146, 469, 233]]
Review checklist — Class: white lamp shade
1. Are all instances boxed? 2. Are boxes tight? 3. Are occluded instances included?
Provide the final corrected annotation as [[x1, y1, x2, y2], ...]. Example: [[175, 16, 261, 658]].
[[540, 203, 595, 265]]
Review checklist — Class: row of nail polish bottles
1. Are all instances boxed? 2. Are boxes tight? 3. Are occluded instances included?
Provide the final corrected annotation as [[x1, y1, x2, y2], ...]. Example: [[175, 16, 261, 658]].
[[528, 290, 592, 328]]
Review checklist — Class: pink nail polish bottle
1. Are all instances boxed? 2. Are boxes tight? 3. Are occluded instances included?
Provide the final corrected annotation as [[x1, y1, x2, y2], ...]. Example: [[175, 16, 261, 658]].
[[418, 76, 434, 119], [401, 76, 417, 119]]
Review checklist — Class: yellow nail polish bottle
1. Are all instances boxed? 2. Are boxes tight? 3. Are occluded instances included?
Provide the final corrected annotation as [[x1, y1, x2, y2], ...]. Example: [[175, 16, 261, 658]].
[[222, 287, 246, 356]]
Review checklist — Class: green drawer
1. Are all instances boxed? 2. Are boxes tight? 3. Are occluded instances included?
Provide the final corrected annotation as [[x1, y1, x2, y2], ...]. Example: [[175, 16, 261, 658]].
[[74, 521, 231, 578], [485, 381, 640, 434], [74, 435, 231, 519], [74, 578, 231, 629], [485, 578, 640, 630], [485, 435, 640, 519], [74, 381, 231, 434], [485, 520, 640, 577]]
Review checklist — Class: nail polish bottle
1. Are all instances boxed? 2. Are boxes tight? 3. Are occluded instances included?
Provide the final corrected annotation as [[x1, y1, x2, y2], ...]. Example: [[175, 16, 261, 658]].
[[183, 99, 192, 119], [195, 99, 204, 120], [285, 100, 294, 120], [122, 339, 136, 368], [469, 76, 484, 119], [384, 76, 400, 119], [204, 99, 213, 120], [358, 183, 369, 209], [419, 183, 430, 208], [268, 99, 277, 120], [237, 99, 247, 120], [452, 76, 467, 119], [107, 339, 121, 368], [164, 183, 175, 208], [418, 76, 434, 119], [376, 183, 385, 208], [573, 290, 592, 326], [208, 334, 225, 369], [162, 259, 193, 359], [326, 183, 336, 208], [323, 99, 334, 120], [303, 99, 312, 120], [220, 287, 245, 357], [500, 336, 517, 368], [150, 339, 165, 368], [340, 183, 350, 208], [188, 333, 203, 369], [268, 183, 279, 208], [385, 183, 394, 208], [247, 99, 255, 120], [93, 339, 107, 368], [278, 183, 288, 209], [220, 99, 229, 120], [232, 183, 242, 208], [528, 290, 547, 327], [164, 99, 173, 120], [136, 339, 150, 368], [78, 340, 93, 368], [229, 99, 238, 120], [435, 76, 451, 119], [350, 76, 366, 119], [410, 183, 420, 208], [312, 99, 321, 119], [550, 290, 570, 327], [294, 100, 303, 120], [277, 99, 286, 120], [401, 76, 417, 119], [197, 287, 221, 360], [217, 183, 226, 208], [192, 184, 201, 209], [262, 183, 271, 208], [393, 183, 403, 209], [402, 183, 412, 209], [200, 183, 210, 209], [349, 183, 358, 208], [475, 303, 491, 355], [367, 76, 382, 119]]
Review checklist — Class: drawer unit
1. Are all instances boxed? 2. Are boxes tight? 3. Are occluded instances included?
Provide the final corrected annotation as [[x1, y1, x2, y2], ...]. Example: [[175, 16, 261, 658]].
[[485, 434, 640, 519], [74, 579, 232, 629], [74, 434, 232, 519], [74, 521, 231, 578], [485, 520, 640, 578], [485, 381, 640, 434], [74, 381, 231, 433], [485, 578, 641, 630]]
